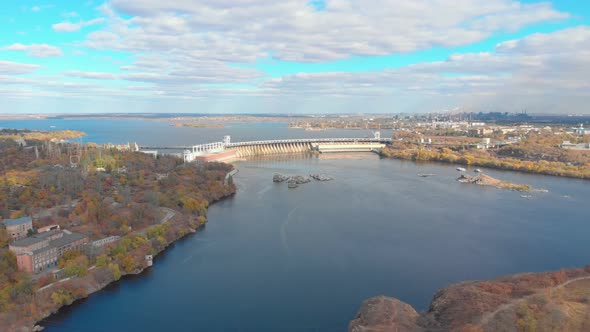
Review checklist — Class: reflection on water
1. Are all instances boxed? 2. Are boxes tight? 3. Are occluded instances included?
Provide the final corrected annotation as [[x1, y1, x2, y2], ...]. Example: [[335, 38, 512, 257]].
[[316, 152, 379, 160]]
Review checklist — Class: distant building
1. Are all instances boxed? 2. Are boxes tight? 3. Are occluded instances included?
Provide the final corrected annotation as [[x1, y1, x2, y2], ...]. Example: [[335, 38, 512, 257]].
[[561, 141, 590, 151], [91, 235, 121, 248], [38, 224, 60, 233], [571, 124, 590, 135], [9, 229, 89, 273], [468, 128, 493, 137], [141, 150, 158, 159], [2, 217, 33, 241]]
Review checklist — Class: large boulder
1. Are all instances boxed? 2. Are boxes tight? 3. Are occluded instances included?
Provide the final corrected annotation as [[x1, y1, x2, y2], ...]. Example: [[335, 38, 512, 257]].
[[273, 173, 289, 182], [349, 296, 421, 332]]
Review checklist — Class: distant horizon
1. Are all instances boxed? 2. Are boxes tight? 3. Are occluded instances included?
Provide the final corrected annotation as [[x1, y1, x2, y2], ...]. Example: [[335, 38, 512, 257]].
[[2, 111, 590, 118]]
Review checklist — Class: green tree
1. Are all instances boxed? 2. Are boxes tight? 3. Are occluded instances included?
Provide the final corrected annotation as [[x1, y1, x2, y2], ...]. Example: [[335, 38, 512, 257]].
[[108, 263, 121, 281], [51, 289, 73, 306], [63, 255, 89, 277], [96, 254, 109, 268]]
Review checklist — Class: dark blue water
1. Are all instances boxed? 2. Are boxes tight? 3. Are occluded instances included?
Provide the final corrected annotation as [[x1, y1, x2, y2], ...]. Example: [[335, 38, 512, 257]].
[[9, 120, 587, 331]]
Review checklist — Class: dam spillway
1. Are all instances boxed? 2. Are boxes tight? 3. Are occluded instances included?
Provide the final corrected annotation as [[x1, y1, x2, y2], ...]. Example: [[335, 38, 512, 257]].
[[232, 142, 312, 158]]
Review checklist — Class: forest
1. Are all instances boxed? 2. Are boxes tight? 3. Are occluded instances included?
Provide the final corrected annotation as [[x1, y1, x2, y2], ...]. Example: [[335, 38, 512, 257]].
[[0, 134, 236, 330]]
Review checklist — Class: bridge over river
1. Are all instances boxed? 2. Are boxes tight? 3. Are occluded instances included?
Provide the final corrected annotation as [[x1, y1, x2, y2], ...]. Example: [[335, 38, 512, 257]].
[[139, 132, 391, 162]]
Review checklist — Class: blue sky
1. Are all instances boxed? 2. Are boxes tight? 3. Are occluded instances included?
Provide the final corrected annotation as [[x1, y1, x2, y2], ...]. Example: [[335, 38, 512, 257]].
[[1, 0, 590, 114]]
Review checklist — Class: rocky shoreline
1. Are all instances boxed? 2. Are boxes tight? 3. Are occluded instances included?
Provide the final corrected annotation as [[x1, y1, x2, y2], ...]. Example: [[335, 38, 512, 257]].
[[12, 193, 236, 332], [350, 266, 590, 331]]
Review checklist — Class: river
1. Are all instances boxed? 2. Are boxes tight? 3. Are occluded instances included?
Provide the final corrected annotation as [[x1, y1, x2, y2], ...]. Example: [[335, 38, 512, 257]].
[[3, 120, 588, 331]]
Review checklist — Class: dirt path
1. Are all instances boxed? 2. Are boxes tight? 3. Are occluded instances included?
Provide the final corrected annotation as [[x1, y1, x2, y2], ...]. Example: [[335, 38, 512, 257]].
[[480, 276, 590, 326]]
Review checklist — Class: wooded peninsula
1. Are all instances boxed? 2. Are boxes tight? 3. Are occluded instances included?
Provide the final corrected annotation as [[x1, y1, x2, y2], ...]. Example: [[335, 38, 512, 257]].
[[0, 131, 236, 331]]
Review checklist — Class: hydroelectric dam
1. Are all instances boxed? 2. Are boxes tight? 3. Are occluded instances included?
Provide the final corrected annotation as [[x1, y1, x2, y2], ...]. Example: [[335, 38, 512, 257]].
[[139, 132, 391, 162]]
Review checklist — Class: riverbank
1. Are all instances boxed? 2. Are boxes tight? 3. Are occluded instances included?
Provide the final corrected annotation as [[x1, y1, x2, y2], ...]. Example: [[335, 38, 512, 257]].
[[0, 129, 85, 141], [10, 190, 235, 332], [170, 123, 225, 128], [0, 134, 237, 331], [350, 266, 590, 331], [379, 146, 590, 180]]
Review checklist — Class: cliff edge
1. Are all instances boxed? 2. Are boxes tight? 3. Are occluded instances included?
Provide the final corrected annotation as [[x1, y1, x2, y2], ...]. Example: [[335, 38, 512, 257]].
[[350, 267, 590, 332]]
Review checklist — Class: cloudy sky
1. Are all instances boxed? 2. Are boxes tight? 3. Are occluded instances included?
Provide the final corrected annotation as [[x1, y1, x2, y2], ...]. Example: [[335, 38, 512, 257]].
[[1, 0, 589, 114]]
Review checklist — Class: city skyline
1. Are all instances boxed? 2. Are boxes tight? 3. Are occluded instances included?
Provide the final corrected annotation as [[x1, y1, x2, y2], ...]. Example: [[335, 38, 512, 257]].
[[1, 0, 590, 114]]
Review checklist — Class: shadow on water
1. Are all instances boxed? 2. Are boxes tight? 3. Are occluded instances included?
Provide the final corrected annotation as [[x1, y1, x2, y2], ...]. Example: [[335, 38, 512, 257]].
[[38, 219, 227, 329]]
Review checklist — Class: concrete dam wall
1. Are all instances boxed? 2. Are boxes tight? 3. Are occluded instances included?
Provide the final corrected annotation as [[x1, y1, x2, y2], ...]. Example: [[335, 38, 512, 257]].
[[230, 142, 386, 158], [232, 142, 312, 157]]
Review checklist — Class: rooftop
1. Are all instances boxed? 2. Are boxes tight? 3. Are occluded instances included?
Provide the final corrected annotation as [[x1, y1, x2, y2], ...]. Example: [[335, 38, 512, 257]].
[[11, 230, 88, 256], [2, 216, 32, 227], [10, 230, 60, 247], [50, 231, 87, 248]]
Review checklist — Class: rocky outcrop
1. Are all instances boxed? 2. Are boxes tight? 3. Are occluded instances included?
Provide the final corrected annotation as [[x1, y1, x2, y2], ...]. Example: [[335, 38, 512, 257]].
[[273, 173, 290, 182], [289, 175, 311, 184], [350, 267, 590, 332], [310, 174, 333, 181], [457, 173, 532, 192], [273, 174, 312, 188], [349, 296, 421, 332]]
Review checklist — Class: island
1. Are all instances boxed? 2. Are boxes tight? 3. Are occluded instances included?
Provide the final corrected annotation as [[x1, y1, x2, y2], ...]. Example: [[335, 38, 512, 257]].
[[0, 132, 236, 331], [457, 173, 533, 192], [350, 266, 590, 331]]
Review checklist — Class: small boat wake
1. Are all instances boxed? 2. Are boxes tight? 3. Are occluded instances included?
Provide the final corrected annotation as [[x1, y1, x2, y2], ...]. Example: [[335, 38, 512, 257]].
[[280, 207, 298, 256]]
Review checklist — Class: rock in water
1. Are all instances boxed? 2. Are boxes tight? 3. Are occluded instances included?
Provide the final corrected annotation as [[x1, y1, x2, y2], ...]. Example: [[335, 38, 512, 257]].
[[290, 175, 311, 184], [310, 173, 333, 181], [273, 173, 289, 182]]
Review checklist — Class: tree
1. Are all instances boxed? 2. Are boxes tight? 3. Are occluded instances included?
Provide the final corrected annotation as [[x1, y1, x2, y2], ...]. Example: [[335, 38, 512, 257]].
[[63, 255, 89, 277], [108, 263, 121, 281], [95, 254, 109, 268], [0, 228, 9, 248], [120, 254, 136, 273], [51, 289, 73, 306]]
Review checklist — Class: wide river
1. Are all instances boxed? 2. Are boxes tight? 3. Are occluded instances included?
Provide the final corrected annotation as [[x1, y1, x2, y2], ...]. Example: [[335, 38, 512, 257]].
[[3, 120, 589, 331]]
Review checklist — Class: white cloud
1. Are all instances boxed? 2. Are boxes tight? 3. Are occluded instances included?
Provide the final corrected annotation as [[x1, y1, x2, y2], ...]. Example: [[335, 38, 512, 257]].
[[4, 2, 590, 113], [64, 71, 117, 80], [63, 11, 79, 18], [4, 43, 63, 58], [12, 26, 581, 113], [91, 0, 568, 62], [52, 18, 105, 32], [31, 5, 53, 12], [0, 61, 41, 75]]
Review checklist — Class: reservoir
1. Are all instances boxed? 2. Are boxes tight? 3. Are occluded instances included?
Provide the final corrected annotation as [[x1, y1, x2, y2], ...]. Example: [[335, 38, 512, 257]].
[[5, 120, 588, 331]]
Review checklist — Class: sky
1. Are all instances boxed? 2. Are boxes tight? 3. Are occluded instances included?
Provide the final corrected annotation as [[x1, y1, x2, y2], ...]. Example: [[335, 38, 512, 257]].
[[1, 0, 590, 114]]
